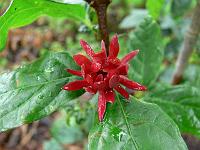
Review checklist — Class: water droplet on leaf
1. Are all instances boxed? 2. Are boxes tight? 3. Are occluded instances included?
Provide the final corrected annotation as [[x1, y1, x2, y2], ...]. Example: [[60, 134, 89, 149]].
[[38, 95, 44, 99], [110, 126, 126, 142]]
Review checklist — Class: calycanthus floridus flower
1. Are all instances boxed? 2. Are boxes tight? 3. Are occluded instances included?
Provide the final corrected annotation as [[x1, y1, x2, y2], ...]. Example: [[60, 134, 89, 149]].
[[63, 35, 147, 121]]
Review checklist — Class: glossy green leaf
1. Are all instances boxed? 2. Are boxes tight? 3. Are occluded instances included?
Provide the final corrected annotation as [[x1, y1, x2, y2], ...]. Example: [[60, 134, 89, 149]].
[[0, 0, 88, 51], [52, 0, 84, 4], [0, 52, 83, 132], [88, 96, 187, 150], [146, 0, 164, 19], [127, 17, 163, 87], [148, 85, 200, 138]]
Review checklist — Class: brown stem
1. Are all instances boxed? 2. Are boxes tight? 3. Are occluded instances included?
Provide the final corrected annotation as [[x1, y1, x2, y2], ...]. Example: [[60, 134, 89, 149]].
[[95, 4, 109, 52], [85, 0, 111, 54], [171, 0, 200, 85]]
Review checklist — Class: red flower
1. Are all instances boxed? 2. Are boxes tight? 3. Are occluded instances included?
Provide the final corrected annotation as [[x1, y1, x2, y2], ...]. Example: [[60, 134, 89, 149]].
[[63, 35, 147, 121]]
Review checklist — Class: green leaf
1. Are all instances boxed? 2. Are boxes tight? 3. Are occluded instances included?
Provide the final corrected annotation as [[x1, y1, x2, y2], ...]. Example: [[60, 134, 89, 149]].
[[0, 52, 83, 132], [120, 9, 148, 29], [127, 17, 163, 87], [52, 0, 84, 4], [51, 117, 83, 144], [171, 0, 193, 18], [146, 0, 164, 19], [88, 96, 187, 150], [148, 85, 200, 138], [184, 65, 200, 86], [0, 0, 88, 51], [44, 139, 63, 150]]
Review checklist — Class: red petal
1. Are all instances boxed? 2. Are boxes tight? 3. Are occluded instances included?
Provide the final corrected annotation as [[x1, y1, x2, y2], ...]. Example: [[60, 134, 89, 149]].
[[85, 74, 93, 84], [98, 91, 106, 122], [109, 35, 119, 58], [84, 86, 97, 94], [109, 75, 119, 88], [101, 40, 106, 54], [108, 58, 121, 65], [81, 64, 91, 78], [115, 65, 128, 75], [101, 40, 107, 57], [119, 75, 147, 91], [94, 81, 105, 90], [67, 69, 82, 77], [103, 58, 121, 72], [93, 52, 106, 64], [114, 85, 129, 99], [91, 62, 101, 72], [73, 54, 91, 66], [121, 50, 139, 64], [105, 90, 115, 103], [95, 74, 103, 82], [81, 64, 86, 78], [80, 40, 95, 58], [63, 80, 88, 91], [92, 40, 107, 64]]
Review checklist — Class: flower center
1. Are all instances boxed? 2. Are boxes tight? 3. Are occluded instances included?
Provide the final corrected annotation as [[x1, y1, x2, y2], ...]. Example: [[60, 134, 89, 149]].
[[97, 70, 108, 77]]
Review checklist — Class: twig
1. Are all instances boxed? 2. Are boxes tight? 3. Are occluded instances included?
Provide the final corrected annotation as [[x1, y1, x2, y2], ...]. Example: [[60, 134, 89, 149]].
[[85, 0, 111, 54], [172, 0, 200, 85]]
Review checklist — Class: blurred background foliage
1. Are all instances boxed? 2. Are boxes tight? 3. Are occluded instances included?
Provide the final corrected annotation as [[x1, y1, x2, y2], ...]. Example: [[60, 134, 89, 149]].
[[0, 0, 200, 149]]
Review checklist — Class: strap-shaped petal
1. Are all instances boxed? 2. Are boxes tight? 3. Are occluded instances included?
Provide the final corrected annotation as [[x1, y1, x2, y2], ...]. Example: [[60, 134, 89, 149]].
[[73, 54, 91, 66], [105, 90, 115, 103], [85, 86, 97, 94], [114, 85, 129, 99], [66, 69, 82, 77], [115, 64, 128, 75], [80, 40, 95, 58], [93, 51, 106, 64], [63, 80, 88, 91], [101, 40, 107, 57], [109, 34, 119, 58], [81, 64, 86, 78], [109, 75, 119, 88], [94, 81, 106, 90], [91, 41, 107, 64], [119, 75, 147, 91], [91, 62, 102, 73], [98, 91, 107, 121], [85, 74, 93, 84], [109, 58, 121, 65], [121, 50, 139, 64], [81, 64, 91, 78], [103, 58, 121, 72]]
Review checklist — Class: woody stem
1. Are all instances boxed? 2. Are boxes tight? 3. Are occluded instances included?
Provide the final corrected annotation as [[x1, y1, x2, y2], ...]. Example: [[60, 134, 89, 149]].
[[85, 0, 111, 55]]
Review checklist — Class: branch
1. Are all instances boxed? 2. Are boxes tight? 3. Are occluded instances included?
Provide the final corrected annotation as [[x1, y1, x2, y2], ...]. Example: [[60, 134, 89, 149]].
[[85, 0, 111, 54], [171, 0, 200, 85]]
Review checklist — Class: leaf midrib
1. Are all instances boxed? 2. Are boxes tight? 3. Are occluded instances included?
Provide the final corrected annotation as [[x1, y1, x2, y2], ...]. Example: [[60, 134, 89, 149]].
[[116, 94, 139, 150]]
